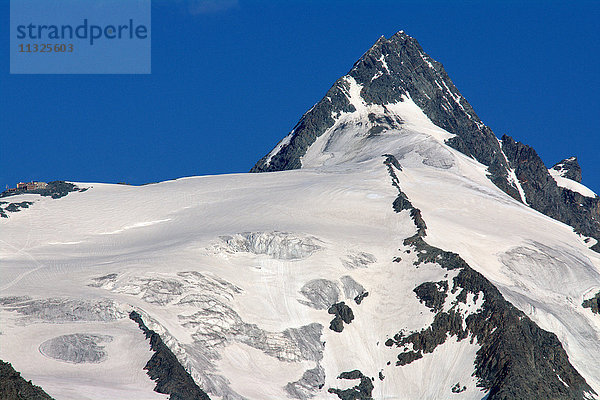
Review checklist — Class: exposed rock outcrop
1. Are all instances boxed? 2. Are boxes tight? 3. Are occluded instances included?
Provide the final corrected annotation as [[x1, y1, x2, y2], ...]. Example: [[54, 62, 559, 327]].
[[0, 360, 54, 400], [328, 370, 374, 400], [328, 302, 354, 333], [129, 311, 212, 400], [583, 291, 600, 315], [553, 157, 583, 183]]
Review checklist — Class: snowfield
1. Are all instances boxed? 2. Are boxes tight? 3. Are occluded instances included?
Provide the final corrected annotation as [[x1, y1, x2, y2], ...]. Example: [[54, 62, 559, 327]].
[[549, 168, 597, 198], [2, 93, 600, 399]]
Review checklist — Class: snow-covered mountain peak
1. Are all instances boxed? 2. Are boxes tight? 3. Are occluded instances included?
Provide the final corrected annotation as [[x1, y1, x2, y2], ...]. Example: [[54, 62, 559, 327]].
[[252, 31, 504, 177], [253, 30, 600, 253]]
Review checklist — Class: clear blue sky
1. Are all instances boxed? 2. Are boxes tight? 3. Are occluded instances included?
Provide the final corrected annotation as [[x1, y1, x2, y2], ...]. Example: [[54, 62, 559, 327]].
[[1, 1, 598, 193]]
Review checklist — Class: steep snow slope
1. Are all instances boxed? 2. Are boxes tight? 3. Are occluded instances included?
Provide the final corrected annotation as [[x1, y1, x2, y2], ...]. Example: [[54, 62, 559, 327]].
[[549, 168, 597, 198]]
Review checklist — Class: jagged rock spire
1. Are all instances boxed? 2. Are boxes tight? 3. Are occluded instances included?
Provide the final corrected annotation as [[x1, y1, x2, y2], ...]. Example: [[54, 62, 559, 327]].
[[552, 157, 582, 182]]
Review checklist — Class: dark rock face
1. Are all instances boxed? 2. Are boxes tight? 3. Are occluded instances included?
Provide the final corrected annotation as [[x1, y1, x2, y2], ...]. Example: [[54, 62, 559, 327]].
[[384, 158, 595, 400], [328, 302, 354, 333], [251, 76, 355, 173], [395, 350, 423, 367], [129, 311, 211, 400], [0, 360, 54, 400], [582, 291, 600, 315], [328, 370, 374, 400], [553, 157, 583, 182], [413, 281, 448, 313], [501, 135, 600, 252]]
